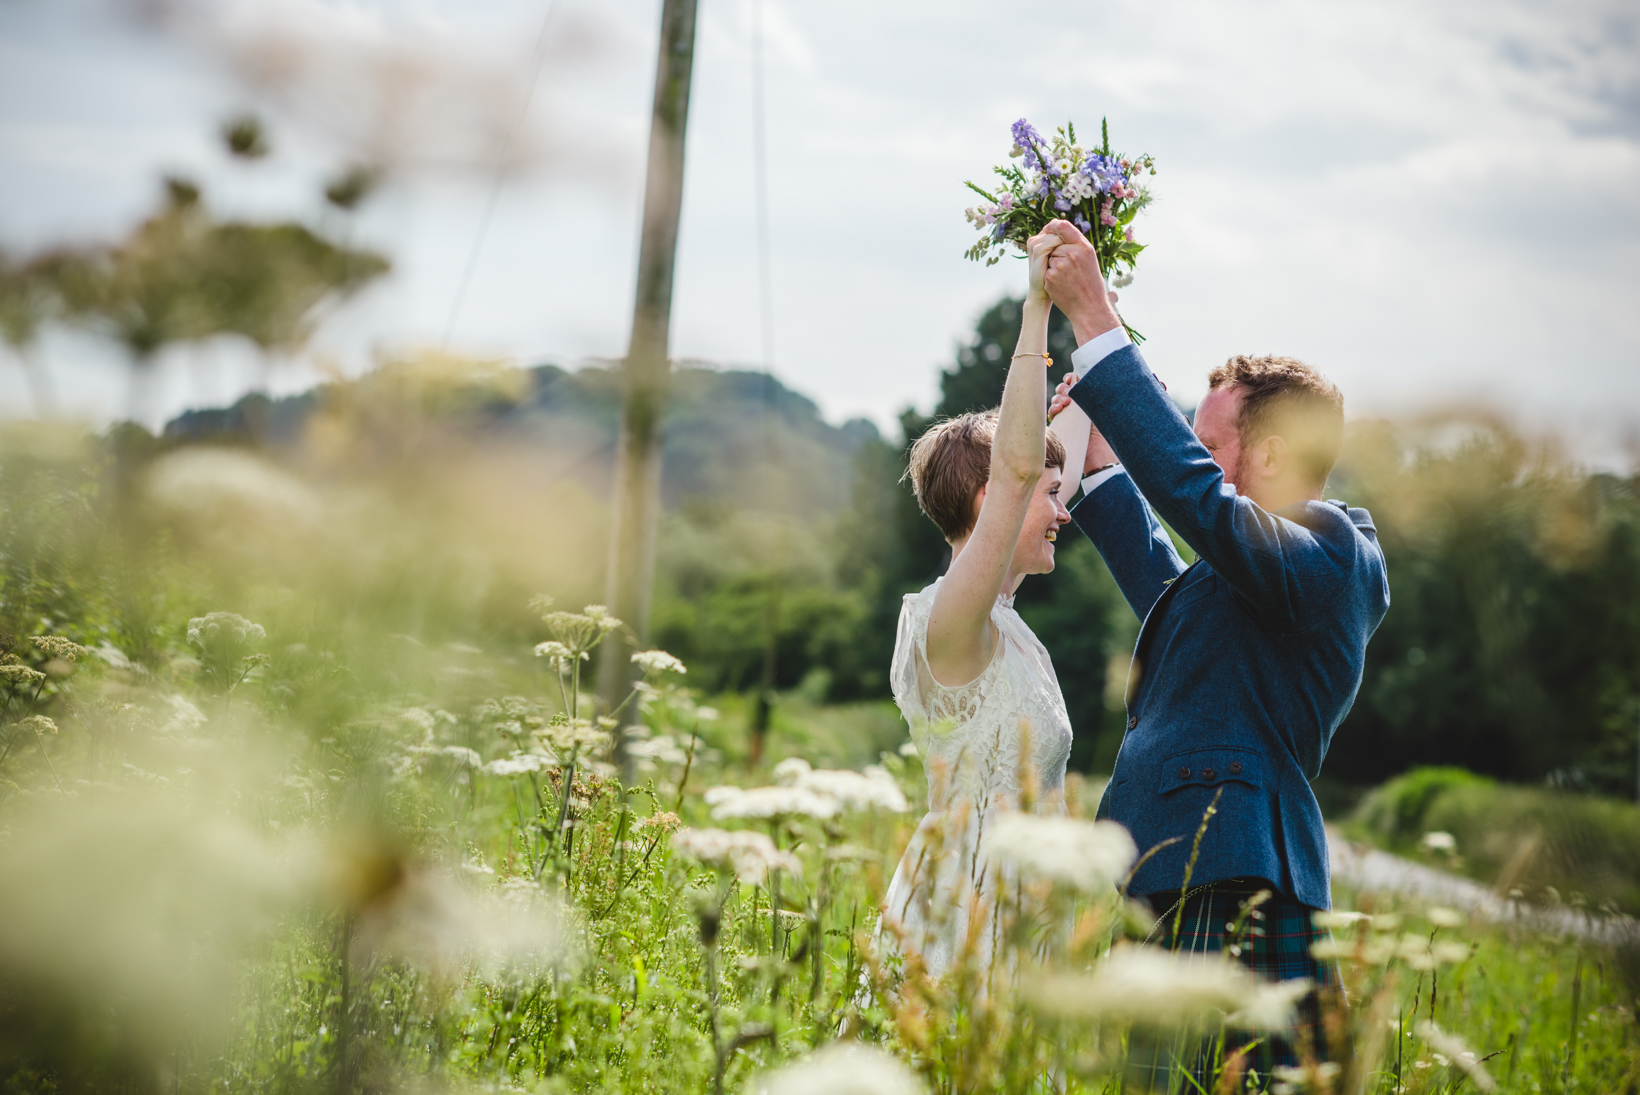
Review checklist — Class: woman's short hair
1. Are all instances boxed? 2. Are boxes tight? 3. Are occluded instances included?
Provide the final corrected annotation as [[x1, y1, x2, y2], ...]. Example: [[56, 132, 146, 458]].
[[904, 410, 1067, 542]]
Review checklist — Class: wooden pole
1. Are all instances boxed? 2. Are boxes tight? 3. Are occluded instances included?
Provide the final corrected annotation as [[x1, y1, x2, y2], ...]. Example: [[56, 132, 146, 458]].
[[598, 0, 701, 761]]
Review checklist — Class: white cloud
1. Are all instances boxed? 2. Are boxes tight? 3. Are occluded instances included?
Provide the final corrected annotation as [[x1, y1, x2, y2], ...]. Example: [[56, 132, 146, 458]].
[[0, 0, 1635, 463]]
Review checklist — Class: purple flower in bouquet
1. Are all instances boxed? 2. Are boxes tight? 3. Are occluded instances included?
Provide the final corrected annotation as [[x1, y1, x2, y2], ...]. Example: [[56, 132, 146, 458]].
[[1010, 118, 1047, 170], [1081, 154, 1126, 194], [965, 116, 1155, 344]]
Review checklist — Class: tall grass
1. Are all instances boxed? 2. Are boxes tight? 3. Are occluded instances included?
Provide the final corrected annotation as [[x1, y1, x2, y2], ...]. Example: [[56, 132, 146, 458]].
[[1, 420, 1637, 1093]]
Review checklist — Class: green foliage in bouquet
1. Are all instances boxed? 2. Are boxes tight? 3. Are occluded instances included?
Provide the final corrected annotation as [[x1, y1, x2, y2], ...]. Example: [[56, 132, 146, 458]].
[[964, 118, 1154, 295]]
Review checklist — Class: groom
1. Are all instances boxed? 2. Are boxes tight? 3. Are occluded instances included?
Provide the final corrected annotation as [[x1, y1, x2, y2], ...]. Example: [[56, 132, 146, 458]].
[[1042, 220, 1388, 1059]]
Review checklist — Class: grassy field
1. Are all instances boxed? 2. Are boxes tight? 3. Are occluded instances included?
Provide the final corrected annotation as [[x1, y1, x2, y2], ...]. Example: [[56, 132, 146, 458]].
[[1, 427, 1637, 1093]]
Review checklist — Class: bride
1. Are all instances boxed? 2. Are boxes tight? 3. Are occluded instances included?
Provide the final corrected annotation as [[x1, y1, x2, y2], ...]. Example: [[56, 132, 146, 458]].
[[879, 230, 1076, 980]]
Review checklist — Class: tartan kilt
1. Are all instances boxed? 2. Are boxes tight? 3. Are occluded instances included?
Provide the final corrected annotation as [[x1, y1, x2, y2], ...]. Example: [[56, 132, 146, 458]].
[[1127, 879, 1340, 1089]]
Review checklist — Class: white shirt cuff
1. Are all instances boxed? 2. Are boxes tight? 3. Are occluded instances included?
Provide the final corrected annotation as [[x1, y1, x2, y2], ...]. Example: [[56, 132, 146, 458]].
[[1071, 325, 1132, 377], [1080, 464, 1125, 496]]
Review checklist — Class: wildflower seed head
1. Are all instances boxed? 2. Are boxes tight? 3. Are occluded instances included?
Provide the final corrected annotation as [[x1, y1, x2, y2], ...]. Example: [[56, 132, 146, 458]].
[[542, 605, 622, 656], [1226, 977, 1313, 1031], [1271, 1063, 1341, 1094], [19, 715, 58, 735], [1432, 940, 1470, 964], [982, 813, 1137, 893], [769, 758, 908, 813], [1415, 1021, 1496, 1092], [704, 784, 840, 821], [542, 717, 610, 755], [627, 734, 690, 766], [0, 664, 47, 685], [1026, 947, 1261, 1028], [637, 811, 681, 834], [749, 1041, 925, 1095], [534, 640, 583, 664], [186, 613, 266, 650], [1313, 910, 1371, 930], [1421, 830, 1457, 853], [630, 649, 686, 675], [671, 827, 802, 885], [798, 766, 909, 813], [483, 752, 555, 777], [478, 697, 546, 735], [772, 757, 812, 785], [32, 636, 88, 662], [1426, 905, 1464, 928]]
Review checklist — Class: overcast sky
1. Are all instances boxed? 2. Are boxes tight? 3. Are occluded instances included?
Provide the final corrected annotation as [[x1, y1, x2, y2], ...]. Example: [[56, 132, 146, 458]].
[[2, 0, 1637, 464]]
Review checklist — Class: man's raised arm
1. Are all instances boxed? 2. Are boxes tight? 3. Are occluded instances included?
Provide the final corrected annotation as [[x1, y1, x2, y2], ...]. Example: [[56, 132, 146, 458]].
[[1050, 373, 1186, 619], [1041, 219, 1356, 628]]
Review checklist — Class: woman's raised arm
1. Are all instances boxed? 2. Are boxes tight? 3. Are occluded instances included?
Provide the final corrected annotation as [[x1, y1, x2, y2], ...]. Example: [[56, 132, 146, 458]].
[[924, 232, 1061, 685]]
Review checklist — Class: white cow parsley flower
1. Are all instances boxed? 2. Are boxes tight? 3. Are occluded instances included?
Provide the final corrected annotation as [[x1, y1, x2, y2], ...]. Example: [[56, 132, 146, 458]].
[[749, 1041, 924, 1095], [186, 612, 265, 649], [630, 649, 686, 675], [1416, 1021, 1496, 1092], [705, 785, 839, 821], [671, 827, 802, 885], [982, 813, 1137, 892], [484, 753, 555, 777], [1026, 947, 1257, 1028]]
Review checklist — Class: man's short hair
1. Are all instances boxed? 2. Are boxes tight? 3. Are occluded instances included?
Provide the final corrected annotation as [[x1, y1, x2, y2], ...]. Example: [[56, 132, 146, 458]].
[[904, 410, 1067, 542], [1207, 355, 1345, 487]]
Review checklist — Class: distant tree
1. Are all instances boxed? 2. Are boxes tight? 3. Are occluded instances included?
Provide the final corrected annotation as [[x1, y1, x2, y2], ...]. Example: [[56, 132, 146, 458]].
[[2, 119, 389, 424], [929, 296, 1082, 421], [1330, 418, 1640, 796], [0, 251, 62, 416]]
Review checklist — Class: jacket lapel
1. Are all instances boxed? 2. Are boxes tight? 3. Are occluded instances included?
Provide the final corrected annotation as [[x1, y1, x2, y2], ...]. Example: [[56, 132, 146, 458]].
[[1129, 559, 1201, 695]]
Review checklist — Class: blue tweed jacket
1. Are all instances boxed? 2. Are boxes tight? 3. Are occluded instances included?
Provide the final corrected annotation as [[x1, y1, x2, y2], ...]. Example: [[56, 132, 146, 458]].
[[1067, 343, 1389, 910]]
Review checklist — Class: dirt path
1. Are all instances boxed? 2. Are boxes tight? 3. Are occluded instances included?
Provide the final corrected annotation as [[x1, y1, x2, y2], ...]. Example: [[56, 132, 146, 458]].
[[1325, 826, 1635, 944]]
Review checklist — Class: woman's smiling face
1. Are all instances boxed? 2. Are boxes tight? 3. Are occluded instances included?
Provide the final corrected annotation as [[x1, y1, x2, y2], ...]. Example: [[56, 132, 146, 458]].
[[1009, 467, 1071, 575]]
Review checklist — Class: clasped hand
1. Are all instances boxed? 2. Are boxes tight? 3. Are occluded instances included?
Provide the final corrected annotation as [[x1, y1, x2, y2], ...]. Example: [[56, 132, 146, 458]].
[[1026, 219, 1126, 477]]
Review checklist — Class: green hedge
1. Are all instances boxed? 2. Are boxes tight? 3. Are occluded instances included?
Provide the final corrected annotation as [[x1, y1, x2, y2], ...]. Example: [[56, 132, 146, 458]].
[[1348, 766, 1640, 915]]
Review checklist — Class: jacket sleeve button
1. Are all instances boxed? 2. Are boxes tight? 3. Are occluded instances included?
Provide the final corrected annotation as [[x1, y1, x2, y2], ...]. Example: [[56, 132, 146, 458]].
[[1127, 715, 1139, 730], [1177, 766, 1191, 779], [1228, 761, 1243, 775], [1202, 768, 1217, 780]]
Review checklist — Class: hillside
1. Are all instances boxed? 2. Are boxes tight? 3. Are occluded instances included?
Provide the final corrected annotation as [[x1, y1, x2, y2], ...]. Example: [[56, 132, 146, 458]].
[[164, 360, 884, 516]]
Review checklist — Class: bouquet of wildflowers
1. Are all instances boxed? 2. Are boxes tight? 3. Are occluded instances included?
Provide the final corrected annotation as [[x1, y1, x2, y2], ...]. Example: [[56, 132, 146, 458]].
[[964, 119, 1155, 324]]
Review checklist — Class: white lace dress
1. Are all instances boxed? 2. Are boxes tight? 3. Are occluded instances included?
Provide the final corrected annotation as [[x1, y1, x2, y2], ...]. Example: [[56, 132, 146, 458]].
[[877, 580, 1074, 980]]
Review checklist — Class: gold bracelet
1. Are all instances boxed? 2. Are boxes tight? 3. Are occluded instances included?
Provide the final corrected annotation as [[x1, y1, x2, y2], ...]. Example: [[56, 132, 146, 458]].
[[1011, 352, 1053, 367]]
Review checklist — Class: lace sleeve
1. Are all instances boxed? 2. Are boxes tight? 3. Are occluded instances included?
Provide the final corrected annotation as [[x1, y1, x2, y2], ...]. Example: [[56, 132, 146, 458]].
[[890, 583, 1002, 748], [890, 589, 932, 729]]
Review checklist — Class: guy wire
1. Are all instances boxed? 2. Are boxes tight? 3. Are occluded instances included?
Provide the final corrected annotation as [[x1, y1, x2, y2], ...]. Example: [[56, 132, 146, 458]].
[[443, 0, 563, 348]]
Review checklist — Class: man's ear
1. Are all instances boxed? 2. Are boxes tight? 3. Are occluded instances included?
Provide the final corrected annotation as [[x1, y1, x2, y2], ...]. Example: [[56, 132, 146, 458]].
[[1258, 435, 1288, 479]]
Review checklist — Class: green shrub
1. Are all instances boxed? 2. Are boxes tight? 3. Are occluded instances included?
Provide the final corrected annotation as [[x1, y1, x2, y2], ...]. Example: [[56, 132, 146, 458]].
[[1351, 766, 1496, 846], [1350, 766, 1640, 914]]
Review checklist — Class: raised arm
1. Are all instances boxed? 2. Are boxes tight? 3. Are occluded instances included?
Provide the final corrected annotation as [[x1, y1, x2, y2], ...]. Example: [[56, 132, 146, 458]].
[[924, 232, 1061, 684], [1042, 219, 1355, 628], [1051, 372, 1187, 619]]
